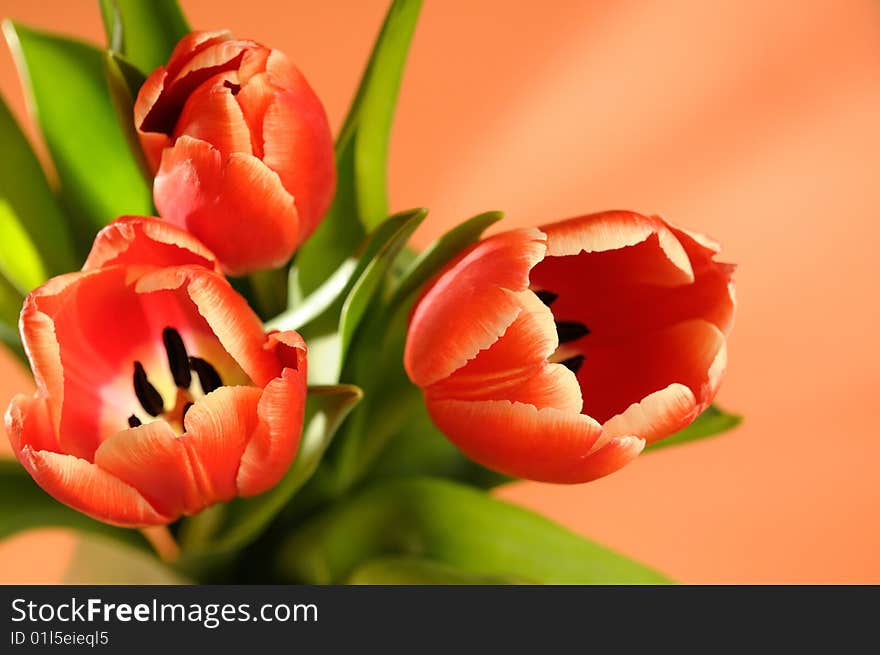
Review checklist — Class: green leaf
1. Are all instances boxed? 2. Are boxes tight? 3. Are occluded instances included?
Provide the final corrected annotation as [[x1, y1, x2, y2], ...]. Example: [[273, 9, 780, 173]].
[[645, 405, 742, 453], [62, 533, 190, 584], [278, 477, 671, 584], [369, 401, 511, 489], [0, 274, 24, 355], [280, 209, 425, 386], [347, 556, 528, 584], [0, 199, 47, 294], [389, 210, 503, 308], [328, 212, 502, 489], [340, 0, 422, 229], [266, 260, 358, 333], [0, 459, 146, 548], [338, 208, 425, 363], [103, 50, 152, 182], [0, 94, 76, 276], [180, 385, 362, 556], [4, 21, 153, 245], [293, 0, 423, 297], [98, 0, 190, 74]]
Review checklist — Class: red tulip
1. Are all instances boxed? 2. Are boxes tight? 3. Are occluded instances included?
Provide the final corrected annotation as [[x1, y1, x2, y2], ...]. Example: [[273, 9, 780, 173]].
[[4, 216, 308, 526], [404, 211, 735, 483], [134, 31, 335, 275]]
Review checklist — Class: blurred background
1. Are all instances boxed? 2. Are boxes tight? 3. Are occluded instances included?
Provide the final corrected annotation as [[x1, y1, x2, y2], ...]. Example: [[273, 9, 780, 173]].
[[1, 0, 878, 583]]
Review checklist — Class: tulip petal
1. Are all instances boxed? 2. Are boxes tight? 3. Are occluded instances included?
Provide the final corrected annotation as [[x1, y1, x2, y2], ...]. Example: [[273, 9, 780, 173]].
[[572, 435, 646, 482], [539, 210, 694, 286], [425, 397, 628, 483], [166, 30, 232, 77], [153, 136, 300, 275], [22, 269, 143, 458], [5, 393, 60, 457], [531, 215, 735, 345], [235, 72, 274, 159], [174, 72, 253, 157], [94, 421, 202, 518], [140, 41, 246, 138], [236, 367, 307, 497], [175, 269, 280, 385], [602, 383, 699, 445], [181, 386, 261, 504], [405, 228, 547, 387], [668, 225, 736, 335], [134, 68, 172, 173], [84, 216, 220, 272], [262, 83, 335, 240], [17, 446, 169, 527], [579, 319, 727, 426], [169, 40, 252, 87], [132, 266, 281, 386], [430, 291, 583, 413]]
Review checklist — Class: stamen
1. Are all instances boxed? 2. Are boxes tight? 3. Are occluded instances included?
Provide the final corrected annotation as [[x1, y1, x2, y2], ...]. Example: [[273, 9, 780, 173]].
[[223, 80, 241, 95], [128, 415, 142, 428], [162, 327, 192, 389], [534, 290, 558, 306], [190, 357, 223, 394], [133, 361, 164, 416], [559, 354, 585, 374], [555, 321, 590, 344]]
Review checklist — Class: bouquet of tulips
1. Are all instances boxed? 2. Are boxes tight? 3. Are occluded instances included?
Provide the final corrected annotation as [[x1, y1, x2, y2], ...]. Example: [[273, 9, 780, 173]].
[[0, 0, 739, 584]]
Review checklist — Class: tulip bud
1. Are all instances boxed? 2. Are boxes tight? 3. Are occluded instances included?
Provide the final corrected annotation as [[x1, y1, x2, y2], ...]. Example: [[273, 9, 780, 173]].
[[135, 31, 335, 275]]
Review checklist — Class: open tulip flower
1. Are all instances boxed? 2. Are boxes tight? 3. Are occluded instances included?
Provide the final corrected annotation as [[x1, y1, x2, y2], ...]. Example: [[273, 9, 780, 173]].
[[404, 211, 735, 483], [135, 30, 335, 275], [4, 217, 308, 527]]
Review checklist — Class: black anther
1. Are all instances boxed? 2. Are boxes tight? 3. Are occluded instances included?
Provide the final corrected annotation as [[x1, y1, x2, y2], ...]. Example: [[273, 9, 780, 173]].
[[559, 354, 585, 375], [534, 290, 558, 306], [133, 361, 164, 416], [162, 327, 192, 389], [190, 357, 223, 394], [555, 321, 590, 344]]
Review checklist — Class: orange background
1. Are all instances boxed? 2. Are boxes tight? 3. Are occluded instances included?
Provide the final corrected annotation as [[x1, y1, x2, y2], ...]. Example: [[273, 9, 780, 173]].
[[1, 0, 878, 583]]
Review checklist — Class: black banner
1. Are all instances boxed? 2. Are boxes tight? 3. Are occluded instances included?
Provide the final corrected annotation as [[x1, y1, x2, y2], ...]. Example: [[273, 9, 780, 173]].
[[0, 585, 874, 651]]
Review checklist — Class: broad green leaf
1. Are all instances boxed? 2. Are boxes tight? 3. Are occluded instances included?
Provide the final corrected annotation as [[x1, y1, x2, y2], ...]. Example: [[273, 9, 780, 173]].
[[98, 0, 190, 74], [338, 208, 425, 362], [645, 405, 742, 453], [0, 94, 76, 276], [293, 0, 423, 296], [180, 385, 362, 556], [0, 268, 25, 358], [348, 556, 528, 585], [283, 209, 425, 386], [62, 533, 190, 584], [342, 0, 422, 229], [389, 210, 503, 307], [266, 260, 357, 333], [278, 477, 671, 584], [0, 199, 47, 294], [103, 50, 152, 181], [0, 460, 145, 548], [330, 212, 502, 489], [4, 21, 153, 245], [369, 401, 511, 489], [247, 267, 289, 321], [0, 274, 24, 354]]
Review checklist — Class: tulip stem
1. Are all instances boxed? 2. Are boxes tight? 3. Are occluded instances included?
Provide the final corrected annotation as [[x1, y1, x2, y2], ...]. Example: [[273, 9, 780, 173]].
[[142, 526, 181, 563]]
